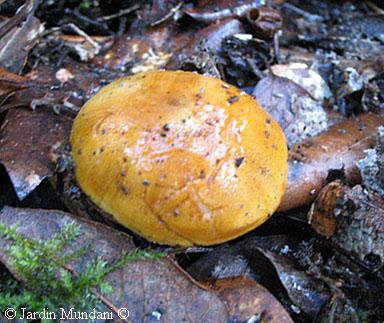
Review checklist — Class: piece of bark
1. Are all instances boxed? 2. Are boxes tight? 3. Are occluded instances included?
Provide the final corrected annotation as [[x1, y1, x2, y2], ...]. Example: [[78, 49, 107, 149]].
[[0, 207, 293, 322], [278, 112, 384, 212], [309, 181, 384, 267], [246, 6, 282, 39], [0, 0, 43, 73]]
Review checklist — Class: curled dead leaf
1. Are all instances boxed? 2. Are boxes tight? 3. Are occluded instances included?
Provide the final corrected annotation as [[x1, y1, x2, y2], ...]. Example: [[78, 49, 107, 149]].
[[279, 113, 384, 212]]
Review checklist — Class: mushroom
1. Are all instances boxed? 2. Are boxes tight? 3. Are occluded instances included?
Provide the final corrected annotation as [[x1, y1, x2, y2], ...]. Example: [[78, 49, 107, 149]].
[[70, 70, 288, 246]]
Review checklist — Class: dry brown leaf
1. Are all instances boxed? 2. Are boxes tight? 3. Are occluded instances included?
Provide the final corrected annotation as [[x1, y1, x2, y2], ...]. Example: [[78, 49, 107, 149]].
[[0, 67, 33, 98], [279, 112, 384, 212]]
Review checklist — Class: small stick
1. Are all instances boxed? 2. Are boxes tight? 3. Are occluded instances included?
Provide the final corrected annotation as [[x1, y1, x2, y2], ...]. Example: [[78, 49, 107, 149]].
[[64, 8, 111, 34], [67, 23, 101, 52], [282, 3, 323, 22], [97, 5, 140, 22], [150, 2, 183, 26], [366, 1, 384, 14]]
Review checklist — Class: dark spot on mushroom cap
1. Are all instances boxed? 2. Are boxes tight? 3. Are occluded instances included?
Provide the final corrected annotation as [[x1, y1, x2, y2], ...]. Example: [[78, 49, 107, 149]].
[[101, 129, 106, 135], [162, 124, 170, 132], [235, 157, 245, 168], [265, 131, 270, 138], [121, 171, 126, 177], [160, 132, 167, 138], [123, 157, 127, 163], [143, 179, 150, 186], [120, 184, 130, 195], [77, 149, 82, 155], [99, 146, 105, 153], [266, 118, 271, 124], [228, 96, 239, 105]]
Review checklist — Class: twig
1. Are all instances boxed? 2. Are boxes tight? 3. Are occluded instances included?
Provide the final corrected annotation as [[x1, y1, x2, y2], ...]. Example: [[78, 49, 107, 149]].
[[167, 254, 211, 291], [66, 23, 101, 52], [64, 8, 112, 34], [273, 30, 282, 64], [61, 262, 132, 323], [366, 1, 384, 14], [150, 2, 183, 27], [246, 57, 265, 80], [97, 5, 140, 22], [282, 2, 323, 23]]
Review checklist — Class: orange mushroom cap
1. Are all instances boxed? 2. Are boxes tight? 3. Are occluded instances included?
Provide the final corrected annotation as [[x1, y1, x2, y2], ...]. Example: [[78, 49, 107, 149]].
[[70, 70, 288, 246]]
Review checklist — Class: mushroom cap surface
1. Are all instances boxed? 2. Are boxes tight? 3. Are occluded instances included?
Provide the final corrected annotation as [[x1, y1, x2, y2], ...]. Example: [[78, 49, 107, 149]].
[[70, 70, 288, 246]]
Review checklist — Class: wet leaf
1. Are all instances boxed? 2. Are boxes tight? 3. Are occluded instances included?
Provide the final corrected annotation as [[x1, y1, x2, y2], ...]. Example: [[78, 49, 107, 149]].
[[0, 108, 73, 200], [279, 113, 384, 212], [253, 73, 328, 146], [188, 235, 329, 319], [0, 207, 293, 322], [270, 63, 332, 102], [92, 22, 175, 72], [213, 276, 293, 322]]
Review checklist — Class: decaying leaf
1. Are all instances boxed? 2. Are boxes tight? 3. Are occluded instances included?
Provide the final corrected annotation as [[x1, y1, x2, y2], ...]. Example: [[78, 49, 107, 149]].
[[0, 108, 73, 200], [188, 235, 330, 319], [270, 63, 332, 102], [0, 68, 34, 99], [279, 113, 384, 212], [253, 73, 328, 146], [212, 277, 293, 322], [309, 181, 384, 268], [0, 207, 293, 322], [92, 22, 176, 72]]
